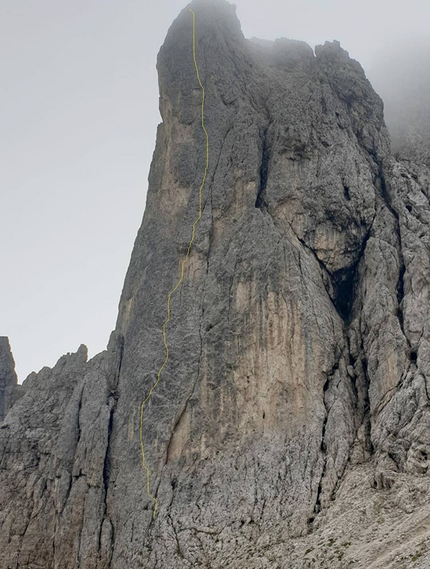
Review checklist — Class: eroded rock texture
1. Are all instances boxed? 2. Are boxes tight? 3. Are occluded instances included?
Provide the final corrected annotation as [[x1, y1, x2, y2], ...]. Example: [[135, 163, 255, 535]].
[[0, 337, 19, 423], [2, 1, 430, 567]]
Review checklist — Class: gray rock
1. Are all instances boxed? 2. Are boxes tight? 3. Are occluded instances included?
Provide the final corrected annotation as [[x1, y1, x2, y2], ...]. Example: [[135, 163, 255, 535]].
[[2, 0, 430, 567], [0, 337, 18, 423]]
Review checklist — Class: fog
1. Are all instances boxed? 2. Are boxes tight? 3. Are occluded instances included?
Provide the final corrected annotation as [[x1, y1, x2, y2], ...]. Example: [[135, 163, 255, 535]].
[[369, 35, 430, 164], [1, 0, 429, 381]]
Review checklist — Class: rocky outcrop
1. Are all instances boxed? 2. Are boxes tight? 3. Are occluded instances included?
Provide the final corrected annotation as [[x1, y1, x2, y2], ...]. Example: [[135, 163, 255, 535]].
[[0, 337, 18, 423], [0, 335, 123, 569], [2, 1, 430, 567]]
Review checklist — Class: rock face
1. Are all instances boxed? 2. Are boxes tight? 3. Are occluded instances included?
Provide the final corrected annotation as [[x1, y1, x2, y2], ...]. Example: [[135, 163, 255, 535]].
[[0, 337, 18, 423], [2, 1, 430, 567]]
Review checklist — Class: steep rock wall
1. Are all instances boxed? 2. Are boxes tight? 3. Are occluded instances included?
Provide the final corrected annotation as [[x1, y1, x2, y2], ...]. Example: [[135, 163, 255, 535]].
[[0, 337, 18, 423]]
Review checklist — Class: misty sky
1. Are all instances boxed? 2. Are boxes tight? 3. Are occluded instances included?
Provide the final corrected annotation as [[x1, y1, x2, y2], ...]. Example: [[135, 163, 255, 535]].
[[2, 0, 429, 381]]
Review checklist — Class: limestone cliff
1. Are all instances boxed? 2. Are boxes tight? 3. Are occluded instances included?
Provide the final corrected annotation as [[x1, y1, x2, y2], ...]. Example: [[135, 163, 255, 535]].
[[2, 1, 430, 567], [0, 337, 18, 423]]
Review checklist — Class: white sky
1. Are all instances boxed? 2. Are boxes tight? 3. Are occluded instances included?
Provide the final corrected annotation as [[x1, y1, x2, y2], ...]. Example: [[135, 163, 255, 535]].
[[1, 0, 429, 381]]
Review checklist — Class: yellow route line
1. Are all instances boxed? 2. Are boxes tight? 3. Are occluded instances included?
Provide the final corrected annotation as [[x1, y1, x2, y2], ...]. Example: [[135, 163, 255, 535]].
[[139, 7, 209, 519]]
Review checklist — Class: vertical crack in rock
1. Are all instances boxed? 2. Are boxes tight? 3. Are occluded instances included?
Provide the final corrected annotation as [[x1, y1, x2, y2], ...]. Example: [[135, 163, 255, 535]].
[[312, 354, 345, 526], [99, 400, 116, 565], [360, 353, 374, 454], [396, 261, 407, 340], [347, 331, 374, 456], [311, 360, 337, 524], [255, 125, 272, 209], [75, 385, 84, 453], [99, 333, 124, 557], [375, 161, 411, 349], [102, 406, 115, 505], [168, 512, 184, 560]]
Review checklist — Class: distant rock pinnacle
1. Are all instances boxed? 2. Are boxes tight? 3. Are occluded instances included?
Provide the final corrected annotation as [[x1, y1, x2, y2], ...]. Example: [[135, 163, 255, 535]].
[[0, 337, 17, 422]]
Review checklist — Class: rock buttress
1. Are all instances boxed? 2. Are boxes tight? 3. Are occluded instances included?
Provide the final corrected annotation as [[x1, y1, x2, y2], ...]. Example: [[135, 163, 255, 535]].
[[0, 337, 18, 423], [108, 0, 391, 565]]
